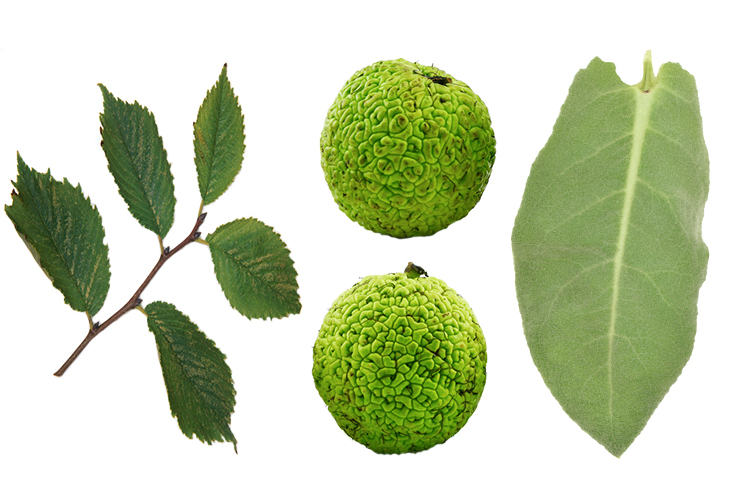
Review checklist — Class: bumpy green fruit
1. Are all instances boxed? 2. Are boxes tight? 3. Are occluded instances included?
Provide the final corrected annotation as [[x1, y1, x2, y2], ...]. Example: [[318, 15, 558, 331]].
[[312, 267, 487, 453], [320, 59, 496, 238]]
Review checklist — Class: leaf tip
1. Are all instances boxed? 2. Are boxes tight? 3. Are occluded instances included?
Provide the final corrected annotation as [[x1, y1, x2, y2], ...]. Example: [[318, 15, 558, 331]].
[[218, 63, 229, 82], [608, 447, 625, 458]]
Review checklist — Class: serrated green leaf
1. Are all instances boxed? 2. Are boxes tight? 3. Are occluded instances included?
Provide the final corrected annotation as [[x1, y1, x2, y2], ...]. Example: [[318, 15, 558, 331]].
[[194, 64, 246, 205], [208, 218, 301, 319], [511, 52, 709, 457], [145, 301, 237, 452], [5, 154, 111, 317], [99, 84, 175, 238]]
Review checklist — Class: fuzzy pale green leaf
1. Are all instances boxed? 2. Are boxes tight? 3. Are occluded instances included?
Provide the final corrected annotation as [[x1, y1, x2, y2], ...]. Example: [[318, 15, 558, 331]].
[[146, 301, 237, 452], [194, 64, 246, 205], [208, 218, 301, 319], [99, 84, 175, 238], [5, 154, 111, 317], [511, 52, 709, 457]]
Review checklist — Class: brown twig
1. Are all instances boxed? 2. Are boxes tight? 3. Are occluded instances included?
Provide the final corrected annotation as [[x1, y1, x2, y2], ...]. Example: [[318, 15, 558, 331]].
[[53, 212, 207, 377]]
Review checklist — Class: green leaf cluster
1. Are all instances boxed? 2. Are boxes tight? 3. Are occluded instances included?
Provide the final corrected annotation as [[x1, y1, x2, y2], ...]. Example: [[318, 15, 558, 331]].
[[511, 52, 709, 457], [5, 64, 301, 451]]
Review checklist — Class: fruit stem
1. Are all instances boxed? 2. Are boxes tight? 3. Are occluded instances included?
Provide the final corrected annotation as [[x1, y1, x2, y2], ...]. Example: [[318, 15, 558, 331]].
[[404, 262, 428, 278]]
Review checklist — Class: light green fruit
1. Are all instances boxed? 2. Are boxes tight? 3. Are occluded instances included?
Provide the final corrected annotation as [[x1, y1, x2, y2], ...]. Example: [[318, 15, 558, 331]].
[[320, 59, 496, 238], [312, 265, 487, 454]]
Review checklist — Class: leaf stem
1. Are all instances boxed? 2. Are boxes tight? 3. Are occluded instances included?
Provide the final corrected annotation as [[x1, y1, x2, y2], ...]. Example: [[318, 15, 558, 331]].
[[637, 50, 657, 93], [53, 212, 208, 377]]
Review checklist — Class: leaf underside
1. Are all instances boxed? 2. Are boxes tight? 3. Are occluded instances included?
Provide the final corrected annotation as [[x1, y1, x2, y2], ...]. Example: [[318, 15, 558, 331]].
[[146, 301, 237, 452], [194, 64, 246, 206], [5, 154, 111, 317], [99, 84, 176, 238], [511, 56, 709, 457], [208, 218, 301, 319]]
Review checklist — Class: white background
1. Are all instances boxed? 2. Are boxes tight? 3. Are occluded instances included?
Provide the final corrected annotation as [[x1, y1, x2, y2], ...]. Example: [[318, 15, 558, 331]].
[[1, 1, 733, 475]]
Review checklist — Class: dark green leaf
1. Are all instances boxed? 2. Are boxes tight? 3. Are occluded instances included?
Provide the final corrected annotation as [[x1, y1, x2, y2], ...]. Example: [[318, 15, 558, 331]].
[[194, 64, 246, 205], [5, 154, 111, 317], [146, 301, 237, 452], [208, 218, 301, 319], [99, 84, 175, 238]]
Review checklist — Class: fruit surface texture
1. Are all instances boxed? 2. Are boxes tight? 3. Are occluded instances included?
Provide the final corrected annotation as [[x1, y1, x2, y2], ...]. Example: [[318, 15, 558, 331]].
[[320, 59, 496, 238], [312, 270, 487, 453]]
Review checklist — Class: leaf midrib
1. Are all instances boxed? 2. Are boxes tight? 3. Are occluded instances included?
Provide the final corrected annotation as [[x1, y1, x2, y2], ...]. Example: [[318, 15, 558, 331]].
[[607, 86, 656, 424], [203, 80, 227, 198]]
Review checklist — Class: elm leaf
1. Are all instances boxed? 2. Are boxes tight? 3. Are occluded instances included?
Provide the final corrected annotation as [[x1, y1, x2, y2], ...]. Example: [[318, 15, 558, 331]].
[[208, 218, 301, 319], [99, 84, 175, 238], [146, 301, 237, 452], [194, 64, 246, 205], [5, 154, 111, 317], [511, 52, 709, 457]]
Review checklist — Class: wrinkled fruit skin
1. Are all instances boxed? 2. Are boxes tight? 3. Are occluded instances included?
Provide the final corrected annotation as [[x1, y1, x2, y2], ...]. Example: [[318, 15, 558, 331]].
[[320, 59, 496, 238], [312, 272, 487, 454]]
